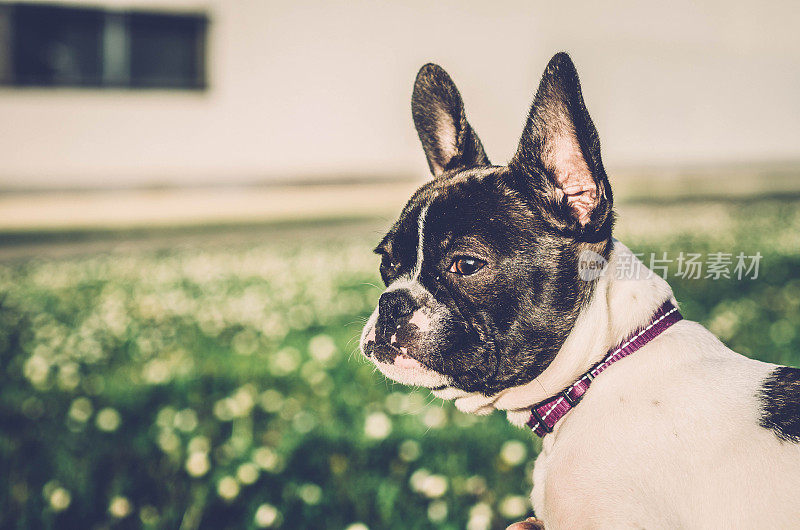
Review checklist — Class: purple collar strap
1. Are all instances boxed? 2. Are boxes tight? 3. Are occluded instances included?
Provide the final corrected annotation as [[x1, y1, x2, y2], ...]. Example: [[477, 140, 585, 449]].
[[526, 300, 683, 437]]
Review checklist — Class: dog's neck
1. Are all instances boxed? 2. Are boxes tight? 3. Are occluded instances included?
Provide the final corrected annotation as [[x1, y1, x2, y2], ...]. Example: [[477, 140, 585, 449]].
[[432, 240, 677, 426]]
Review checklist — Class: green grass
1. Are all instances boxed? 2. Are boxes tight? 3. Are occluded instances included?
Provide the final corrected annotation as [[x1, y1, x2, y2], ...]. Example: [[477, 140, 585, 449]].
[[1, 198, 799, 529]]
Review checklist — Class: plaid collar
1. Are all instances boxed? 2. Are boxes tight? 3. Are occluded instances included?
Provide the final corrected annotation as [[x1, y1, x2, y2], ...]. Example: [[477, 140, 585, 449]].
[[527, 300, 683, 437]]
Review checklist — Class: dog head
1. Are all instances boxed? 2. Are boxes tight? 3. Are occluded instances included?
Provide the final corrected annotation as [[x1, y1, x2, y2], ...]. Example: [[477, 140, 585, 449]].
[[360, 53, 614, 396]]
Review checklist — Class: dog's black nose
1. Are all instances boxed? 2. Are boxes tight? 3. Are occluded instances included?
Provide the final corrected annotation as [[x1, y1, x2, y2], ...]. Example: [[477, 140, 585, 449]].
[[376, 289, 416, 340], [379, 289, 415, 321]]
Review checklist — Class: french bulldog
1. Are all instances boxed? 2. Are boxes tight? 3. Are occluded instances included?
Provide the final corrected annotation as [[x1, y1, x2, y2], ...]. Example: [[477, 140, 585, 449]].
[[360, 52, 800, 528]]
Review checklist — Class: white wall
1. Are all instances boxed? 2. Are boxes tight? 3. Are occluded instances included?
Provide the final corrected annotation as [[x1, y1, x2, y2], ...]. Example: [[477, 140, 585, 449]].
[[0, 0, 798, 188]]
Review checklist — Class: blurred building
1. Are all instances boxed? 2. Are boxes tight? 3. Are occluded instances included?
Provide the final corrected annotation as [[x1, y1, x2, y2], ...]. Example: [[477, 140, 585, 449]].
[[0, 0, 798, 191]]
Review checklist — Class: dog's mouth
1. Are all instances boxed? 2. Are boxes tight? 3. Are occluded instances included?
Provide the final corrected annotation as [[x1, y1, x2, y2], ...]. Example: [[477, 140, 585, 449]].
[[362, 314, 425, 363], [369, 340, 428, 370], [370, 354, 451, 388], [362, 322, 452, 388]]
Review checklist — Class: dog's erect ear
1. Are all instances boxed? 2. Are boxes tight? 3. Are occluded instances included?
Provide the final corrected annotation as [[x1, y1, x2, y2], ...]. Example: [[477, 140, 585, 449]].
[[511, 53, 612, 236], [412, 63, 490, 177]]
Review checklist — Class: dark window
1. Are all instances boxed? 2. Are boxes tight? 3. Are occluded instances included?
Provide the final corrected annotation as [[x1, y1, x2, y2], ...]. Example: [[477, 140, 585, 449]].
[[12, 4, 104, 86], [129, 13, 206, 88], [0, 3, 207, 89]]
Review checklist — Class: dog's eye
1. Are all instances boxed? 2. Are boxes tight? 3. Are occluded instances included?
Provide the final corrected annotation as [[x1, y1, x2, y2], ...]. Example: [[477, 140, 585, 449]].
[[380, 254, 400, 284], [449, 256, 486, 276], [381, 254, 398, 270]]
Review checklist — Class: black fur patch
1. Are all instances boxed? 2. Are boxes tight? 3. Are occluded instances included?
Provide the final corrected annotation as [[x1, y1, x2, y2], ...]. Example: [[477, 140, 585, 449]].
[[759, 366, 800, 443]]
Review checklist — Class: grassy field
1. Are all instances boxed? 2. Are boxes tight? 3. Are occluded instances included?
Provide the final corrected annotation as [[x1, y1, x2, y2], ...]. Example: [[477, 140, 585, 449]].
[[1, 197, 799, 529]]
